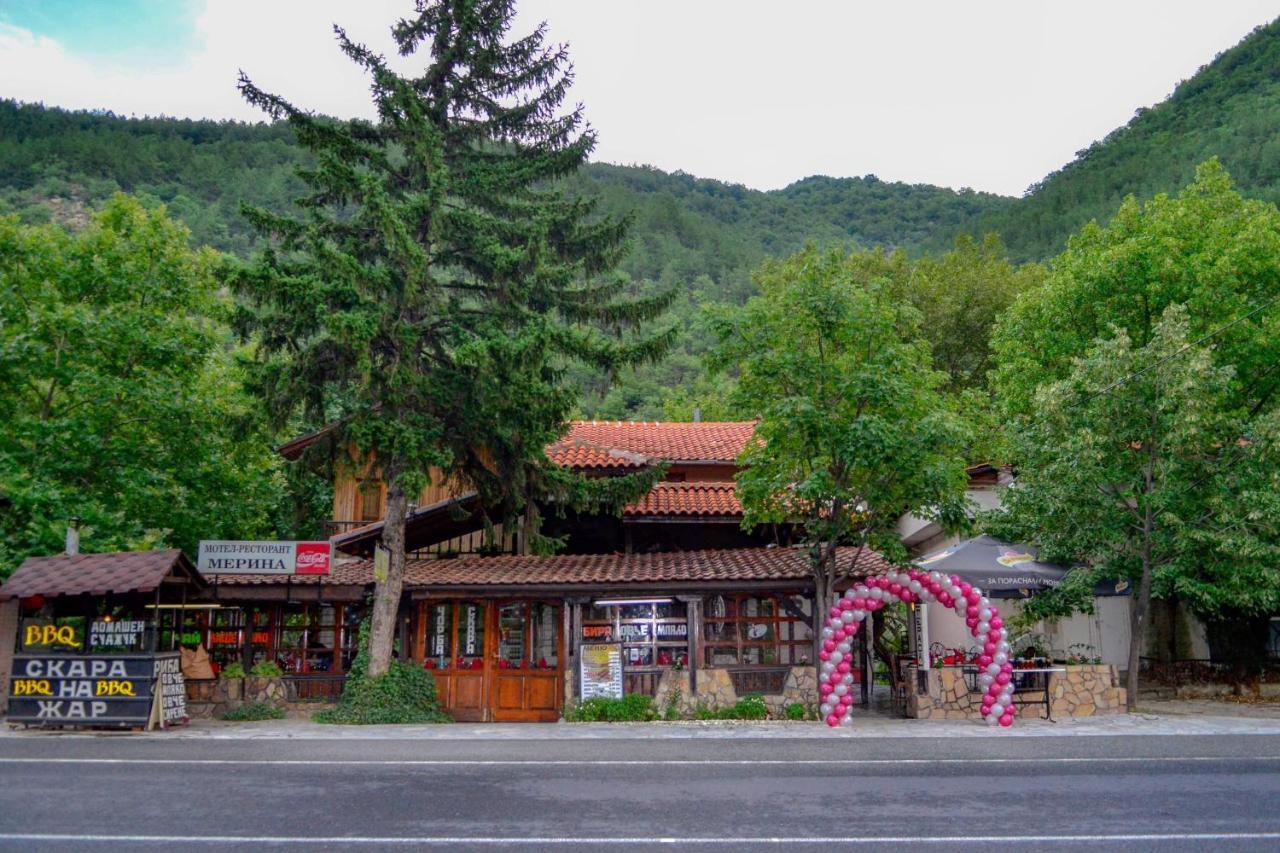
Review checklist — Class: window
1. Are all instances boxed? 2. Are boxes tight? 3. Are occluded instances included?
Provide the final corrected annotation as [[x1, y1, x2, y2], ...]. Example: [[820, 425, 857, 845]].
[[703, 593, 813, 668], [582, 601, 688, 669], [424, 600, 486, 670], [275, 603, 337, 673], [356, 478, 383, 521]]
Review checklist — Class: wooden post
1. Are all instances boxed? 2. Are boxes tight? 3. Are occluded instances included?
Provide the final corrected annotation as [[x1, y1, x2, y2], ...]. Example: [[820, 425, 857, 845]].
[[679, 595, 701, 697], [568, 599, 584, 702]]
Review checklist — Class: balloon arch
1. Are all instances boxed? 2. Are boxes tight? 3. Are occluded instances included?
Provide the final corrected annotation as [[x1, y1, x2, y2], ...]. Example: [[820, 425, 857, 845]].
[[819, 568, 1017, 728]]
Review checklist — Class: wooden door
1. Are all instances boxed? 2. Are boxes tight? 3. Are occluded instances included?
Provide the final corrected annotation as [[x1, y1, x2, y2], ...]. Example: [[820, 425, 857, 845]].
[[423, 600, 487, 722], [486, 601, 562, 722]]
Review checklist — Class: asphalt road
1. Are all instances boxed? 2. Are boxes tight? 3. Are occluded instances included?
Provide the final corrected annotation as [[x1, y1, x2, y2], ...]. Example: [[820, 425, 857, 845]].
[[2, 732, 1279, 851]]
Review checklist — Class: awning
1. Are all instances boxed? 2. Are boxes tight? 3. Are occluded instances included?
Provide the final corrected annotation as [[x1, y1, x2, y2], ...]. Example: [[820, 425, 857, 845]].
[[0, 549, 205, 600], [915, 535, 1129, 599]]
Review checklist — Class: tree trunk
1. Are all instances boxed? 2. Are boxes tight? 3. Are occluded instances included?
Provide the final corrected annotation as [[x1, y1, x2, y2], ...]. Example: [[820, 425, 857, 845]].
[[366, 478, 408, 679], [1126, 500, 1156, 712]]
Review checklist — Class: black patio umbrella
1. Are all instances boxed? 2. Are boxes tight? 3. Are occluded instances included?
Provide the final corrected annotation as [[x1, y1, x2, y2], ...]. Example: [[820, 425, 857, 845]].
[[914, 535, 1128, 599]]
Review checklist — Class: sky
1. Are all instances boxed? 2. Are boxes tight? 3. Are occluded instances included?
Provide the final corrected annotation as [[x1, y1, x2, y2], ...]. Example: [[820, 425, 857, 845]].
[[1, 0, 1278, 196]]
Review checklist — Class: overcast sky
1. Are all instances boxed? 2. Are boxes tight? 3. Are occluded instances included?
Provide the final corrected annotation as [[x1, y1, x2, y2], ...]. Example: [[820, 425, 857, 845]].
[[2, 1, 1277, 196]]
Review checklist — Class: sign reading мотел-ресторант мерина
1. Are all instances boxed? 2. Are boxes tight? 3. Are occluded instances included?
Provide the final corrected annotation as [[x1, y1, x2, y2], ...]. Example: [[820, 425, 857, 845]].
[[197, 540, 332, 575]]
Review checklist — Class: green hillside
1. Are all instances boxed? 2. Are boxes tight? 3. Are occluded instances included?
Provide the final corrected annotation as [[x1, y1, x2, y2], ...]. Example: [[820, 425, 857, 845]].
[[937, 19, 1280, 261]]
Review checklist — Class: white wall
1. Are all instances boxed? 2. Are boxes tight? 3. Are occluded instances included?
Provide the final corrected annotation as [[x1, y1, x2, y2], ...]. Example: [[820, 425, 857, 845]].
[[925, 596, 1133, 666]]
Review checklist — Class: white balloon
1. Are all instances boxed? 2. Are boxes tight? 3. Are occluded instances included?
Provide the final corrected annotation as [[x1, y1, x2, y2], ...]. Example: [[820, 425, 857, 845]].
[[843, 674, 854, 685], [998, 642, 1011, 655], [987, 662, 1001, 676], [909, 580, 923, 594], [837, 643, 851, 655], [976, 621, 990, 635], [821, 627, 834, 639], [854, 585, 869, 597], [978, 674, 994, 687], [852, 610, 866, 621], [928, 571, 942, 584], [821, 663, 835, 675], [841, 611, 855, 624], [994, 653, 1008, 666], [978, 608, 992, 621], [834, 685, 847, 696], [840, 714, 854, 727], [830, 651, 843, 664], [820, 703, 833, 717], [869, 588, 884, 600]]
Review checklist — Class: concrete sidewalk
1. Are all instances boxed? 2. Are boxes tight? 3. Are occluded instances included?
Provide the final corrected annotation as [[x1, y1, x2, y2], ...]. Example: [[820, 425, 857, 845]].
[[9, 702, 1280, 739]]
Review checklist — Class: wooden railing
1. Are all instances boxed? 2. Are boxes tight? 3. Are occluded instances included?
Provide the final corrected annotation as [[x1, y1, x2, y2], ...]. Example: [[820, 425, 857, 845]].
[[283, 674, 348, 702]]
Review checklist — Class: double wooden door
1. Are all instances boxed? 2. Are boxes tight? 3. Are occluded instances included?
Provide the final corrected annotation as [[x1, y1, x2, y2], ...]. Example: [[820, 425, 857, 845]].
[[425, 600, 563, 722]]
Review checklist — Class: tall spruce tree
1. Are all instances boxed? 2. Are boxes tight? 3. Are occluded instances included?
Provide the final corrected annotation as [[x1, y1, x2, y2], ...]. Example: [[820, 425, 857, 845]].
[[233, 0, 672, 677]]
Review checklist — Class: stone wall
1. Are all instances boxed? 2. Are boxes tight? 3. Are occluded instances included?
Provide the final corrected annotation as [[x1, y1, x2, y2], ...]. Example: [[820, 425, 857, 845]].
[[185, 676, 288, 719], [908, 664, 1127, 720], [649, 665, 817, 717]]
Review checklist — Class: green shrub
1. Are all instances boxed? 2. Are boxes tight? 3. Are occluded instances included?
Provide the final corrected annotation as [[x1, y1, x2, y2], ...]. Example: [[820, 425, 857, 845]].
[[564, 694, 657, 722], [249, 660, 283, 677], [222, 701, 285, 721], [726, 693, 768, 720], [219, 662, 245, 679], [314, 661, 451, 725], [783, 702, 808, 721]]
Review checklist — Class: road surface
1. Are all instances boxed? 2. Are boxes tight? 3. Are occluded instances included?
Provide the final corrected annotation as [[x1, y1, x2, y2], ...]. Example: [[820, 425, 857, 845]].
[[1, 731, 1278, 850]]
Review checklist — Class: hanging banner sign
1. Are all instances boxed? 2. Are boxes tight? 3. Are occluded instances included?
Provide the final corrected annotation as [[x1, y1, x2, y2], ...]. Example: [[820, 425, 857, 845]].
[[198, 541, 332, 575], [579, 643, 623, 700]]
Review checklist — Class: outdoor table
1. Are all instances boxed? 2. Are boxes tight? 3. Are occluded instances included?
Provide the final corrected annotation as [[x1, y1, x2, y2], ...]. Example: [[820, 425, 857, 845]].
[[1009, 667, 1065, 720]]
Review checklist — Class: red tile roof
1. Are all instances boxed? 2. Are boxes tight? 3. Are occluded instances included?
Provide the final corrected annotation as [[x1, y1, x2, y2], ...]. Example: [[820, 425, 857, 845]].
[[0, 550, 199, 600], [549, 421, 754, 468], [624, 482, 742, 517], [208, 545, 892, 588]]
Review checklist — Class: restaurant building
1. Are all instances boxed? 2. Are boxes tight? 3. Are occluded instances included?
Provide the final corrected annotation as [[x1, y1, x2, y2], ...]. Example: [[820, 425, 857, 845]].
[[183, 420, 892, 720]]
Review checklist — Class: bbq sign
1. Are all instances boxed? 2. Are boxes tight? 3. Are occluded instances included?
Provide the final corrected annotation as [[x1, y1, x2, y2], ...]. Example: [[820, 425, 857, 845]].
[[198, 540, 332, 575], [8, 654, 158, 726]]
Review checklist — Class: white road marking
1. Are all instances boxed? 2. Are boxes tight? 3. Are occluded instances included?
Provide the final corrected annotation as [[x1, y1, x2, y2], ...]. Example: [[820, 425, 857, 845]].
[[0, 832, 1279, 845], [0, 755, 1276, 767]]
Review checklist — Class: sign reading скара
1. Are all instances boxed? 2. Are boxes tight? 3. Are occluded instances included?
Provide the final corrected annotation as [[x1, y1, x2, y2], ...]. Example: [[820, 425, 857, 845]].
[[197, 540, 332, 575]]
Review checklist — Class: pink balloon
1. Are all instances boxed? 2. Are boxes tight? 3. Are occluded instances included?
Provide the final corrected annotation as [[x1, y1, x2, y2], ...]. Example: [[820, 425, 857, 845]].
[[966, 617, 979, 629], [1000, 663, 1013, 674], [829, 607, 841, 619], [966, 591, 981, 605], [837, 662, 851, 674], [838, 599, 852, 611], [967, 605, 979, 619], [826, 714, 840, 727], [888, 583, 902, 596], [978, 654, 992, 667], [999, 713, 1013, 727], [820, 683, 834, 695], [823, 640, 836, 653], [996, 672, 1011, 686], [983, 642, 996, 656], [819, 651, 831, 661], [990, 616, 1003, 630], [840, 694, 853, 706]]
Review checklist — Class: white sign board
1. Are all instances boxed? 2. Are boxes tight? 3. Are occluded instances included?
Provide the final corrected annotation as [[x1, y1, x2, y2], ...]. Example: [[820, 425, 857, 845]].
[[579, 643, 624, 700], [198, 540, 332, 575]]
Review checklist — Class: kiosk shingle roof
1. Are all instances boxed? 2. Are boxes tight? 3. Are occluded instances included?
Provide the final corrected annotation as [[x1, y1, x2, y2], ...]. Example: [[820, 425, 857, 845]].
[[208, 546, 892, 588], [0, 549, 196, 600]]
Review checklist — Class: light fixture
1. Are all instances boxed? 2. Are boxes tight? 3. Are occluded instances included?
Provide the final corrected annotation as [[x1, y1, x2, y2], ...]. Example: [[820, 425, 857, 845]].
[[593, 597, 673, 607]]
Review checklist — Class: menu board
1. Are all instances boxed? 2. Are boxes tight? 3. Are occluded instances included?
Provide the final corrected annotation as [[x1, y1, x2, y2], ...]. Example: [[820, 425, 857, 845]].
[[579, 643, 623, 700], [7, 652, 188, 729]]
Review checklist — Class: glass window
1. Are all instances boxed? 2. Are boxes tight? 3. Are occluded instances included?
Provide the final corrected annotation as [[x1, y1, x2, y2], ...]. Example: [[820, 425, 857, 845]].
[[498, 603, 527, 667], [425, 603, 452, 669], [584, 600, 687, 671], [703, 593, 814, 669], [455, 602, 485, 669], [530, 602, 558, 669], [275, 604, 337, 673]]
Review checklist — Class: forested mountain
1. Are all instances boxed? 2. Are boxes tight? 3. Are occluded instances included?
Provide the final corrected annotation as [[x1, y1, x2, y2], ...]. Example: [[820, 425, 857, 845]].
[[4, 17, 1280, 414], [935, 19, 1280, 261]]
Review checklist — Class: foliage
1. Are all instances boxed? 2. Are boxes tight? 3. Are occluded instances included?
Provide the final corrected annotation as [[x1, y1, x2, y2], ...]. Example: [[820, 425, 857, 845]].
[[0, 195, 286, 577], [783, 702, 811, 721], [933, 20, 1280, 262], [0, 100, 1013, 421], [563, 694, 657, 722], [992, 306, 1280, 707], [692, 694, 771, 720], [662, 686, 682, 721], [221, 701, 285, 721], [232, 0, 672, 674], [314, 661, 451, 725], [249, 660, 283, 678], [992, 163, 1280, 622], [710, 244, 971, 606], [218, 663, 246, 679]]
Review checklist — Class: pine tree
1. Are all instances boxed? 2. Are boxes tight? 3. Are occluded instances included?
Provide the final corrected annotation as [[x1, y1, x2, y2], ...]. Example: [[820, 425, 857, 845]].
[[233, 0, 672, 677]]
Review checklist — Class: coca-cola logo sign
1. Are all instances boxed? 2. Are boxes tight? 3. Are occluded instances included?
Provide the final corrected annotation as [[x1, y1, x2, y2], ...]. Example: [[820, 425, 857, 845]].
[[295, 542, 332, 575]]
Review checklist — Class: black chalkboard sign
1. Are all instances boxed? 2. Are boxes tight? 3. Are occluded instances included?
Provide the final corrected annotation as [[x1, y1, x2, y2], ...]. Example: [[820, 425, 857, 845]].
[[6, 652, 186, 728]]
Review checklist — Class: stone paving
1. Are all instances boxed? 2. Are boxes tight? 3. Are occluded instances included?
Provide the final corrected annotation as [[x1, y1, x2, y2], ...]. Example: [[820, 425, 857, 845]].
[[9, 699, 1280, 739]]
